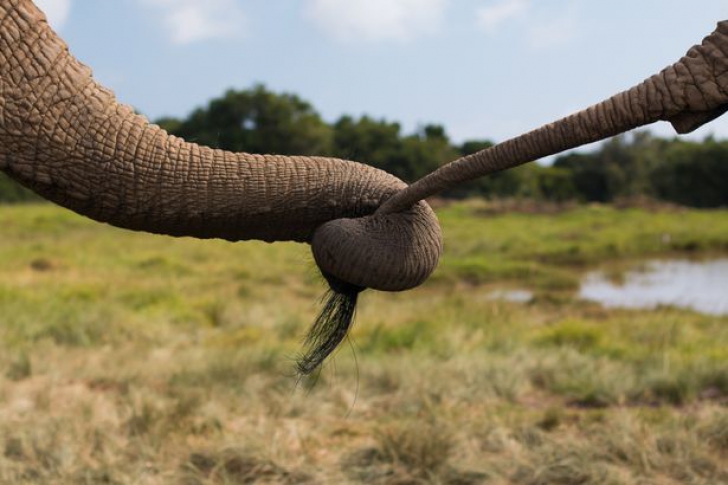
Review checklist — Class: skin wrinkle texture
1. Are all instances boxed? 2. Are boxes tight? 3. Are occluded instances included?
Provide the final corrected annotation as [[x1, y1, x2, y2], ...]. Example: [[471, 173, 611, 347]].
[[0, 0, 443, 293], [2, 1, 728, 371], [378, 21, 728, 215]]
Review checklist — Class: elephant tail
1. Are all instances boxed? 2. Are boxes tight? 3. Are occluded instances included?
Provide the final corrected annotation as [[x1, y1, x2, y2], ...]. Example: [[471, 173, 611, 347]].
[[297, 277, 363, 376]]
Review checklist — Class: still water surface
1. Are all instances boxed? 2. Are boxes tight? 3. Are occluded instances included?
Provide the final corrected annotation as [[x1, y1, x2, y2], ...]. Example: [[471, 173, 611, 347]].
[[579, 259, 728, 316]]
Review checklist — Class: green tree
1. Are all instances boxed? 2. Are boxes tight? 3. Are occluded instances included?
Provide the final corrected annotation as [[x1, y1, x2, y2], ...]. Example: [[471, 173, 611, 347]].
[[534, 167, 578, 201], [332, 115, 403, 174], [554, 152, 613, 202], [168, 85, 332, 156], [155, 116, 183, 134], [651, 139, 728, 207], [395, 124, 459, 182], [332, 119, 458, 182]]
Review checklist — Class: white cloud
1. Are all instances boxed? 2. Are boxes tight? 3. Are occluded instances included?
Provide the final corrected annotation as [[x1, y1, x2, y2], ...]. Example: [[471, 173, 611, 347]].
[[475, 0, 580, 50], [35, 0, 72, 30], [141, 0, 246, 45], [528, 10, 578, 50], [475, 0, 528, 34], [304, 0, 448, 43]]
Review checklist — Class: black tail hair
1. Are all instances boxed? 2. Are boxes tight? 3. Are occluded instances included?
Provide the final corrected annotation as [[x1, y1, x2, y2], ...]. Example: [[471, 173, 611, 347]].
[[297, 276, 363, 376]]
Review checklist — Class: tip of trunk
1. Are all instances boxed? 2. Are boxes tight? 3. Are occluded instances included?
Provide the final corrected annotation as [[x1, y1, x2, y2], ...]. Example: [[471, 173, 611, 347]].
[[667, 105, 728, 134]]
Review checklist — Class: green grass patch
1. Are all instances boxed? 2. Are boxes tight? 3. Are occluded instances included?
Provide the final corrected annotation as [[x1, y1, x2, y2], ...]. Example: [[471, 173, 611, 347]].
[[0, 202, 727, 483]]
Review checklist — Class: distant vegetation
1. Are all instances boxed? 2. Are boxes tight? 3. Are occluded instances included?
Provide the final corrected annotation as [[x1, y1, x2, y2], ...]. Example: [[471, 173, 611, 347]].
[[2, 84, 727, 207], [0, 175, 39, 204]]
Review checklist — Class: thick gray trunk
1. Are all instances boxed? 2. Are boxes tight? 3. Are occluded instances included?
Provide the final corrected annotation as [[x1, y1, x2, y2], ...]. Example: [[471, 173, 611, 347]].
[[0, 0, 400, 242], [0, 0, 443, 292], [378, 21, 728, 215]]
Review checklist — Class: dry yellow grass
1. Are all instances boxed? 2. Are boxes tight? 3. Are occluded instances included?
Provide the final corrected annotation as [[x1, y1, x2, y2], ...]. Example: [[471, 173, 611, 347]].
[[0, 202, 726, 483]]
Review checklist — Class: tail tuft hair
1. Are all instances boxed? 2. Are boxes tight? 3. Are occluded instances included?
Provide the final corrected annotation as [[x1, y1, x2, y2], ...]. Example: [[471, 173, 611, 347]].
[[297, 277, 363, 376]]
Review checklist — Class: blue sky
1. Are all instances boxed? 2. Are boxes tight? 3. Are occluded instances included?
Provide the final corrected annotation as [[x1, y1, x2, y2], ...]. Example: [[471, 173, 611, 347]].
[[36, 0, 728, 146]]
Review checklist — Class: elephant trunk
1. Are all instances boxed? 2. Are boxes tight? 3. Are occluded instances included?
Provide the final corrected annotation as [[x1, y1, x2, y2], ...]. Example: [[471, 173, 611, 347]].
[[378, 21, 728, 215], [0, 0, 443, 293]]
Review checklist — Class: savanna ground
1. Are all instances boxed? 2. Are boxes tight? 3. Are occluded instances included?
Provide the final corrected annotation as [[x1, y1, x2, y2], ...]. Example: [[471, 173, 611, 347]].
[[0, 200, 727, 484]]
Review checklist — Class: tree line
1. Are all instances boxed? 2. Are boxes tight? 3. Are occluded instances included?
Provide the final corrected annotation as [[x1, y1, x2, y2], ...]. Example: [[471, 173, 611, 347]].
[[1, 85, 726, 207]]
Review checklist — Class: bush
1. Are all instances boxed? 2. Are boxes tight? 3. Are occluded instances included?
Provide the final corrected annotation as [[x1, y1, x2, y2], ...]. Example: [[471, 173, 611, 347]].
[[0, 174, 40, 204]]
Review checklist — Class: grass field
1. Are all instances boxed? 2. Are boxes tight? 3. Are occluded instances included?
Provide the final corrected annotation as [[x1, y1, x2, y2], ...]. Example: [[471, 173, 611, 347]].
[[0, 201, 726, 484]]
